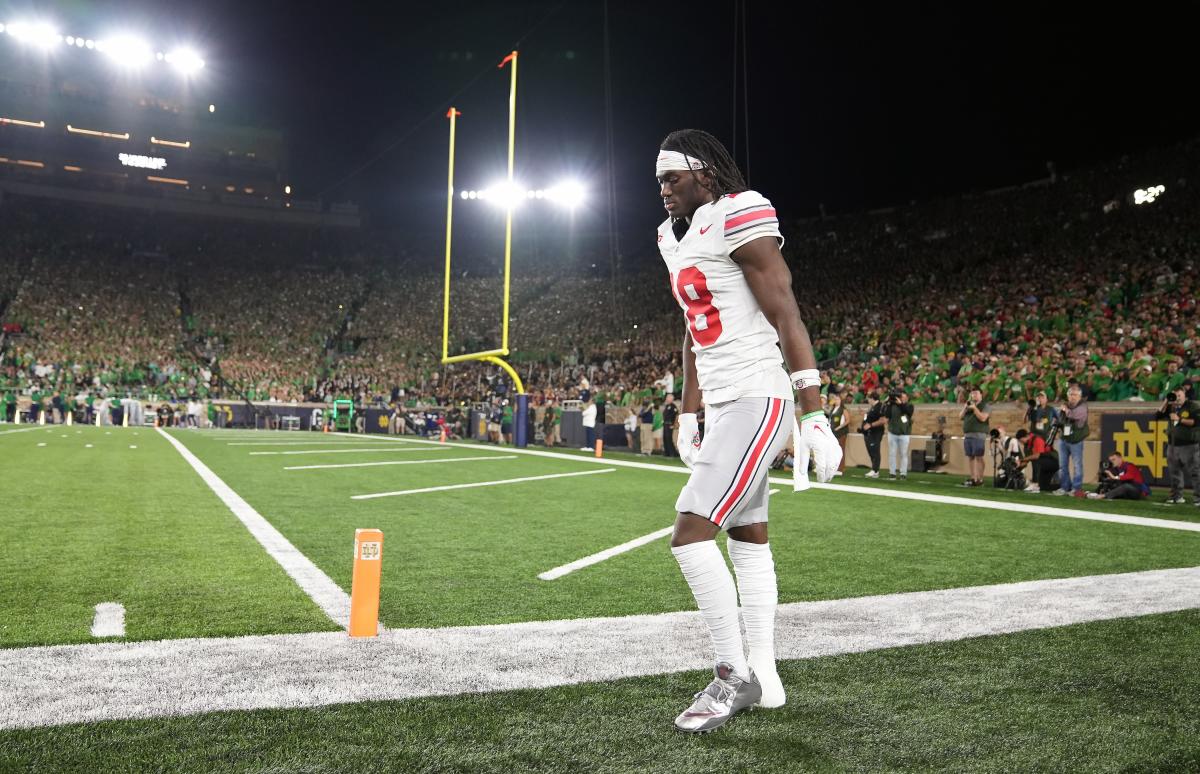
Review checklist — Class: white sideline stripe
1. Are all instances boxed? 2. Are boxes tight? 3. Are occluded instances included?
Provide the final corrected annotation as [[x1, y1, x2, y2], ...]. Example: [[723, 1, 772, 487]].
[[539, 526, 674, 580], [249, 447, 451, 456], [367, 436, 1200, 533], [286, 455, 518, 471], [796, 479, 1200, 534], [3, 565, 1197, 730], [90, 603, 125, 638], [352, 468, 616, 500], [157, 428, 350, 627]]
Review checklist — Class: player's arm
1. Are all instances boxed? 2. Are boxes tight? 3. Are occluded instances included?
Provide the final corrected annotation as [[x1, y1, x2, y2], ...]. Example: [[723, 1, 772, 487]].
[[680, 326, 701, 414], [733, 236, 820, 415]]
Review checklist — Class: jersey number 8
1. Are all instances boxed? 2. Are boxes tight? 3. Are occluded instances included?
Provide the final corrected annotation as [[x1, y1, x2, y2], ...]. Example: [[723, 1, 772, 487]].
[[673, 267, 724, 346]]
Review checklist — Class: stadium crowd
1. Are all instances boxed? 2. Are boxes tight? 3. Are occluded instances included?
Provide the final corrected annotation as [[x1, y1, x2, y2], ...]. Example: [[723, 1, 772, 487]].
[[2, 138, 1199, 420]]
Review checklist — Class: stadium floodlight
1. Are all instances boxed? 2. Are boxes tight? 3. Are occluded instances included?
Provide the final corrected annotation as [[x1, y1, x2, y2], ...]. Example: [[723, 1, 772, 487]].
[[100, 35, 153, 68], [165, 47, 205, 75], [481, 181, 526, 210], [1133, 185, 1165, 205], [546, 179, 586, 209], [6, 21, 60, 48]]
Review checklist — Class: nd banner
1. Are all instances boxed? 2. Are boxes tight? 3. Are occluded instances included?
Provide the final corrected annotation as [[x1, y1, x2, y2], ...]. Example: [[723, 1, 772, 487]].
[[1100, 412, 1193, 488]]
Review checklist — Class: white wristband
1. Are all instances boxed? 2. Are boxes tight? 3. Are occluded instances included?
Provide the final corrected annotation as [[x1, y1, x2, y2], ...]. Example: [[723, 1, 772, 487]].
[[790, 369, 820, 391]]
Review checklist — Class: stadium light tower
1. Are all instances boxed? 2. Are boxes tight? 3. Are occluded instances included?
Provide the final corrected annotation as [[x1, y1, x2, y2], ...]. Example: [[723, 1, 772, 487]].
[[5, 20, 60, 48], [98, 34, 153, 68], [547, 180, 586, 209], [2, 20, 205, 76], [460, 179, 586, 209], [165, 47, 205, 75], [479, 181, 527, 210]]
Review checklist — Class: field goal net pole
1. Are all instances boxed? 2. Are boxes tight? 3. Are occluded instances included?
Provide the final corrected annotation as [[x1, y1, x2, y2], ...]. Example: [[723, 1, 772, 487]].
[[440, 51, 528, 447]]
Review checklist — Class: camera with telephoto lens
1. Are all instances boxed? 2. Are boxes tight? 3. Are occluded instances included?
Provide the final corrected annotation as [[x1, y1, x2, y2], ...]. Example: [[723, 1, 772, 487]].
[[886, 388, 902, 404], [1096, 459, 1118, 495]]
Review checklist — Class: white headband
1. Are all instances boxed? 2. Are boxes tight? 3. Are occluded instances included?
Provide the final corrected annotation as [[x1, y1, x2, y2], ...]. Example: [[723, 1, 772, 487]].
[[656, 149, 707, 177]]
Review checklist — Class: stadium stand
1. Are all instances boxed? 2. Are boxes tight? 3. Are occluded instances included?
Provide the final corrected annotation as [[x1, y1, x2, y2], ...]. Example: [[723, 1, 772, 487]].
[[2, 138, 1198, 417]]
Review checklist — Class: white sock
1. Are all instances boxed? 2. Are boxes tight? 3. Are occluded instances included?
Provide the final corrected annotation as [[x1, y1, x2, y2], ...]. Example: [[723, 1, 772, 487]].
[[672, 541, 748, 678], [727, 538, 777, 670]]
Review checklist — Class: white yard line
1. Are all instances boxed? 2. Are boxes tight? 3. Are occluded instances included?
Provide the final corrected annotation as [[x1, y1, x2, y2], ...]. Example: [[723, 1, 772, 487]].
[[363, 436, 1200, 534], [541, 488, 783, 580], [352, 468, 616, 500], [200, 431, 419, 441], [286, 455, 518, 471], [90, 603, 125, 638], [249, 447, 452, 456], [157, 428, 351, 627], [228, 441, 389, 446], [0, 426, 41, 436], [3, 565, 1197, 730], [539, 527, 675, 580]]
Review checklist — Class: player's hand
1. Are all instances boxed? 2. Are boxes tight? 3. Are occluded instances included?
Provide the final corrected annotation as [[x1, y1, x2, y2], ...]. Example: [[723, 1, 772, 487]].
[[677, 412, 701, 469], [794, 411, 842, 490]]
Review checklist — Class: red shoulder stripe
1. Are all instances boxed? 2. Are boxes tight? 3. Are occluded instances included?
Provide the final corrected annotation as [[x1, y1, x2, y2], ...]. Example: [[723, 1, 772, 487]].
[[724, 208, 776, 230]]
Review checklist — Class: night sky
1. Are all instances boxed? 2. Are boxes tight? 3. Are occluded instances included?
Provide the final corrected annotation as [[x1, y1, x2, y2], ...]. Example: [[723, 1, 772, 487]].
[[15, 1, 1200, 251]]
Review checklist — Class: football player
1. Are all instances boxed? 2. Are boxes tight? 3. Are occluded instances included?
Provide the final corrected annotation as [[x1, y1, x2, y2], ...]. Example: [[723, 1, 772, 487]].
[[657, 129, 841, 733]]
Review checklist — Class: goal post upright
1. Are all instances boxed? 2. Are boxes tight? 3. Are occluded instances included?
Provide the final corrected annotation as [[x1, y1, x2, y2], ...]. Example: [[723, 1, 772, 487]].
[[442, 107, 460, 364], [440, 52, 528, 447]]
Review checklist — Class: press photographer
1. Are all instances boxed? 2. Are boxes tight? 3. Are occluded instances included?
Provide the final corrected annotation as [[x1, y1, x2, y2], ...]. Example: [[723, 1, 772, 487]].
[[883, 388, 914, 480], [861, 391, 886, 479], [960, 387, 990, 488], [1015, 428, 1058, 493], [1053, 384, 1088, 497], [1027, 391, 1058, 441], [1086, 452, 1149, 500], [1158, 386, 1200, 505]]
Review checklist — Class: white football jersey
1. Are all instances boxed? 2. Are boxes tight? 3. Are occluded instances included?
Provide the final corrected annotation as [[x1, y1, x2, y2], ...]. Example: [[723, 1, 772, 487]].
[[657, 190, 792, 403]]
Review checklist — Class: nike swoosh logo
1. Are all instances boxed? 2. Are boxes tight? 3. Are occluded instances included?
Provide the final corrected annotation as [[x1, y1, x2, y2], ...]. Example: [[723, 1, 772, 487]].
[[699, 225, 712, 234]]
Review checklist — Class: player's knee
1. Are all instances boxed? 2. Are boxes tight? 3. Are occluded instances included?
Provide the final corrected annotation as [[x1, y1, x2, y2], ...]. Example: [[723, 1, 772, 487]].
[[670, 512, 718, 547]]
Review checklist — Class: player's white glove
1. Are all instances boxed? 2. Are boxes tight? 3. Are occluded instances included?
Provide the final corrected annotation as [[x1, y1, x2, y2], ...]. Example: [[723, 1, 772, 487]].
[[677, 412, 701, 470], [793, 410, 842, 491]]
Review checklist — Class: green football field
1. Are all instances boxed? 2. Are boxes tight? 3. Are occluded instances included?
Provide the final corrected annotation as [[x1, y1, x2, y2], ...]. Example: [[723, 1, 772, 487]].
[[1, 424, 1198, 772]]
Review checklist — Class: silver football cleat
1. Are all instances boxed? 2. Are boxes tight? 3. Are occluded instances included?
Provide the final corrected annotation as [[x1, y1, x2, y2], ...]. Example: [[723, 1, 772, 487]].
[[673, 662, 762, 734]]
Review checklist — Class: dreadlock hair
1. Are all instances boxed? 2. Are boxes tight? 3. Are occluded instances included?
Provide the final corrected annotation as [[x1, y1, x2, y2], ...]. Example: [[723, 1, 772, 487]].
[[660, 129, 747, 199]]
